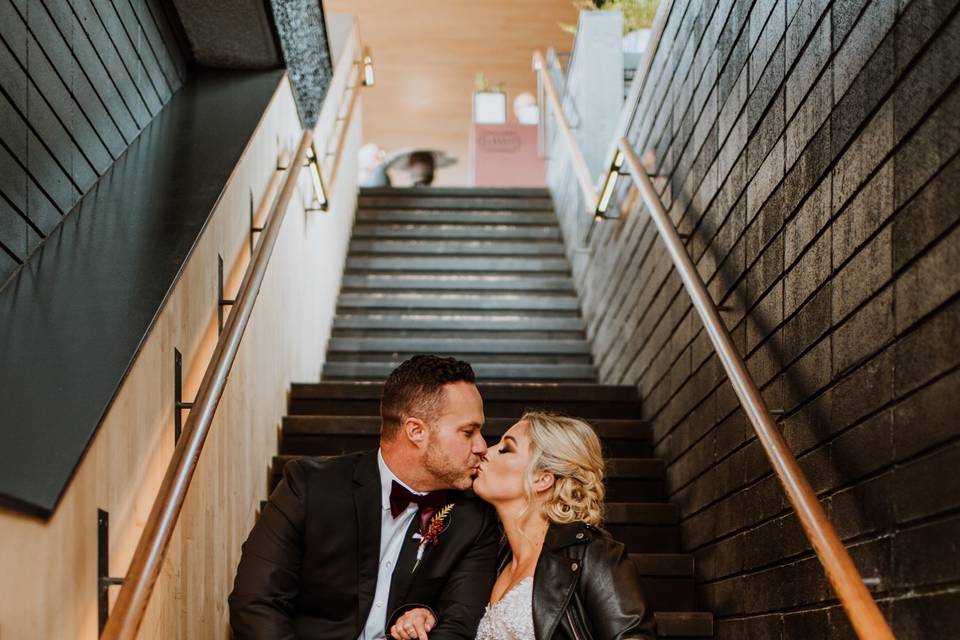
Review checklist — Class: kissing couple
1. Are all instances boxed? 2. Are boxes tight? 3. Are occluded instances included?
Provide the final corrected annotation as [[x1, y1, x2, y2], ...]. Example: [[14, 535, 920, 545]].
[[229, 355, 655, 639]]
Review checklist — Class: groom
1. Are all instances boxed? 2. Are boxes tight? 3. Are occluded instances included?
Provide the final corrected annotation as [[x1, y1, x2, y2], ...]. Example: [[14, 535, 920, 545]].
[[229, 355, 498, 639]]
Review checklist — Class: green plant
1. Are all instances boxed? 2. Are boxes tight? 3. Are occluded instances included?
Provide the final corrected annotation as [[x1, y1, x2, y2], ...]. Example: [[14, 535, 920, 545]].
[[474, 72, 506, 93], [560, 0, 659, 35]]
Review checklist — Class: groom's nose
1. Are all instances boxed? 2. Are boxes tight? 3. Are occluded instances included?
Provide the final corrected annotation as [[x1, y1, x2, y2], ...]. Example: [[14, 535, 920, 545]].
[[471, 431, 488, 456]]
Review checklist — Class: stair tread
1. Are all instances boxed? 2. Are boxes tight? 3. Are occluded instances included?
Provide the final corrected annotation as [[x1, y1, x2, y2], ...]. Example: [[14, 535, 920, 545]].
[[282, 415, 652, 439], [631, 553, 696, 576], [604, 502, 679, 525], [291, 382, 640, 401], [350, 239, 566, 255], [322, 361, 597, 381], [359, 186, 550, 198], [654, 611, 714, 637], [355, 211, 557, 225], [328, 337, 591, 354]]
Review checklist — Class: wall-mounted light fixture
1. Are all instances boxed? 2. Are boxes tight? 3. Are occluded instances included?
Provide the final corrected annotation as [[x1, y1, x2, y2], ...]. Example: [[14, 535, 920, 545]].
[[362, 47, 375, 87], [304, 142, 328, 211], [595, 150, 624, 219]]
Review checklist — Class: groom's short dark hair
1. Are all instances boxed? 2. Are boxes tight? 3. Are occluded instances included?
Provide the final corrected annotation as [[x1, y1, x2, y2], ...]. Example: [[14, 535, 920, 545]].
[[380, 355, 476, 440]]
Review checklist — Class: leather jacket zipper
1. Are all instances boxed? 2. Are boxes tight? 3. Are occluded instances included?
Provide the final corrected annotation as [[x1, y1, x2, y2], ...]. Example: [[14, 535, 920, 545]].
[[565, 608, 583, 640]]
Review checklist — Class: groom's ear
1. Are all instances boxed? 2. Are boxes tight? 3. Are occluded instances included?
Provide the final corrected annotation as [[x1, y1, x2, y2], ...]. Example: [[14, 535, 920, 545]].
[[402, 417, 429, 447]]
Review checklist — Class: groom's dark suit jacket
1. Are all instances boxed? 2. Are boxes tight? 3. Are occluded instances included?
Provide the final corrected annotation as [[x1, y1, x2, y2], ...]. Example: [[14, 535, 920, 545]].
[[229, 450, 499, 639]]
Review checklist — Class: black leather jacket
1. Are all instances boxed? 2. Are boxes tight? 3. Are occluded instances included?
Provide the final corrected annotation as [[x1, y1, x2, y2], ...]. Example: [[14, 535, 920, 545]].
[[522, 521, 656, 640]]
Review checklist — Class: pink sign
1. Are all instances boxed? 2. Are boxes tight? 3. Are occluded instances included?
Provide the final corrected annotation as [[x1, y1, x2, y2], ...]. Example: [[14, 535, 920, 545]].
[[471, 124, 546, 187]]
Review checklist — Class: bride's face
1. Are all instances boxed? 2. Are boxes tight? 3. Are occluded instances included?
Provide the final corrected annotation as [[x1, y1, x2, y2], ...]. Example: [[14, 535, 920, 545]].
[[473, 420, 532, 503]]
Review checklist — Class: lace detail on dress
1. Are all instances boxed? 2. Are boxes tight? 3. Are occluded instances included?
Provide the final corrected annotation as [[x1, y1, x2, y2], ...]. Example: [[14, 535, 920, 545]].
[[475, 576, 535, 640]]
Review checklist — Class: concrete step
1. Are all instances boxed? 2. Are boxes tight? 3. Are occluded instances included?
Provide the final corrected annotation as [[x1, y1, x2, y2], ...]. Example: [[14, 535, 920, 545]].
[[327, 353, 593, 366], [340, 273, 575, 292], [632, 553, 697, 612], [332, 314, 585, 332], [351, 224, 562, 240], [654, 612, 714, 637], [279, 416, 653, 457], [327, 337, 591, 355], [321, 361, 597, 382], [336, 292, 581, 311], [358, 196, 553, 211], [604, 502, 680, 553], [289, 382, 642, 418], [359, 186, 550, 198], [349, 239, 566, 256], [355, 210, 557, 225], [331, 328, 587, 340], [345, 255, 570, 272]]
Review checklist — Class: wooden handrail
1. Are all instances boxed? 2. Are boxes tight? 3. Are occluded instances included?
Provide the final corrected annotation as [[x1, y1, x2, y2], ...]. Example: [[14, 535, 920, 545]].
[[617, 139, 895, 640], [533, 50, 598, 209], [101, 130, 314, 640], [326, 61, 363, 189]]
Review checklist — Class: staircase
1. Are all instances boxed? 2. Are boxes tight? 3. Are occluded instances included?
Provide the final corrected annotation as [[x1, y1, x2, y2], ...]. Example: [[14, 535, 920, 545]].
[[272, 187, 713, 637]]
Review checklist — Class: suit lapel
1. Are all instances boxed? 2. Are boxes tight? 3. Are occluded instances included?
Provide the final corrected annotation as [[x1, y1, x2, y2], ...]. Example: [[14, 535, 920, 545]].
[[354, 451, 382, 625]]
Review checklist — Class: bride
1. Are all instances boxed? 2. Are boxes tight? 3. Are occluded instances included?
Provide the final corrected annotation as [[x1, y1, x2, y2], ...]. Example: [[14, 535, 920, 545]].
[[390, 411, 656, 640]]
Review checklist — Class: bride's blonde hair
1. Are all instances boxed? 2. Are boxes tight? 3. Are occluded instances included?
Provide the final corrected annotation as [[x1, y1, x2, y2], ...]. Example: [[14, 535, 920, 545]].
[[520, 411, 605, 527]]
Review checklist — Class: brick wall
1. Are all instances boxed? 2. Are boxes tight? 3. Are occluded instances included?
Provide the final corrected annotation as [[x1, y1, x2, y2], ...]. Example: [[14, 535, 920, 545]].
[[0, 0, 189, 286], [553, 0, 960, 635]]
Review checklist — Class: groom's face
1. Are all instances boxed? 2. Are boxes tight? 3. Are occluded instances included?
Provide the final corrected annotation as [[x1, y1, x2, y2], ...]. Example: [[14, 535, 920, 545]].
[[421, 381, 487, 490]]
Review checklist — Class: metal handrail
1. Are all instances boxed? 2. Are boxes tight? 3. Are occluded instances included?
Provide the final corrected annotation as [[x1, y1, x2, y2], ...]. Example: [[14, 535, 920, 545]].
[[101, 130, 314, 640], [533, 21, 896, 637], [533, 50, 597, 210], [617, 140, 894, 639]]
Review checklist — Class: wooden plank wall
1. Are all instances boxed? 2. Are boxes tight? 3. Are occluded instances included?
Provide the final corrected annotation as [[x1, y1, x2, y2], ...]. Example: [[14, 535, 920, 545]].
[[0, 0, 189, 285], [322, 0, 578, 186], [0, 38, 362, 635]]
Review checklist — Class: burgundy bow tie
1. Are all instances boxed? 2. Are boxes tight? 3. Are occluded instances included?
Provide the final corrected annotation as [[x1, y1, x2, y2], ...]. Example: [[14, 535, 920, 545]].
[[389, 481, 449, 522]]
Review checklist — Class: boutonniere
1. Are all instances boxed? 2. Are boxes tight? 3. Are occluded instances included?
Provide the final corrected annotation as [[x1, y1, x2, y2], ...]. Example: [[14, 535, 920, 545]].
[[412, 503, 454, 572]]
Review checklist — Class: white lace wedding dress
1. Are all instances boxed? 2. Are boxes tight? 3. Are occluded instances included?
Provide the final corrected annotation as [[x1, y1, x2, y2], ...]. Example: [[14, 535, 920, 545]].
[[475, 576, 535, 640]]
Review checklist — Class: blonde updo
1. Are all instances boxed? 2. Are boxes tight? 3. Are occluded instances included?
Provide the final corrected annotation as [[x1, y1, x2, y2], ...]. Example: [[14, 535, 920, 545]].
[[521, 411, 605, 527]]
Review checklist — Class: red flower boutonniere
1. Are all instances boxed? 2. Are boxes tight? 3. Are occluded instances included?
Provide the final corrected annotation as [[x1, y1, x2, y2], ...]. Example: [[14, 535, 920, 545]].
[[412, 503, 454, 571]]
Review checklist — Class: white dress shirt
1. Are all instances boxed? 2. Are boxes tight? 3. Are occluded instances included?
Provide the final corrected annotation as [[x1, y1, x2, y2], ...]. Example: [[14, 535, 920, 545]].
[[358, 450, 425, 640]]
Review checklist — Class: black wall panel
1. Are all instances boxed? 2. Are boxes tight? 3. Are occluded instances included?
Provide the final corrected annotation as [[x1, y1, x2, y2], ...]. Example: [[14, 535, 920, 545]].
[[0, 0, 189, 285]]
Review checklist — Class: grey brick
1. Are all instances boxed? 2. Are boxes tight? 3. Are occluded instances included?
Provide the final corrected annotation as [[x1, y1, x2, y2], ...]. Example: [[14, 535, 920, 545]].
[[784, 173, 830, 265], [747, 280, 784, 351], [893, 366, 960, 461], [893, 152, 960, 271], [785, 9, 831, 119], [749, 0, 786, 92], [833, 0, 896, 100], [893, 8, 960, 143], [893, 515, 960, 587], [831, 409, 894, 485], [891, 590, 960, 640], [894, 0, 960, 75], [784, 225, 830, 316], [832, 226, 892, 320], [893, 85, 960, 209], [831, 34, 895, 155], [832, 286, 894, 375], [832, 161, 894, 268], [827, 471, 895, 539], [895, 223, 960, 332], [831, 0, 871, 47], [782, 281, 831, 363], [894, 441, 960, 524], [832, 101, 894, 211], [748, 90, 786, 176], [747, 138, 785, 221], [785, 68, 832, 170], [784, 337, 831, 409], [785, 0, 830, 69], [830, 350, 894, 432], [893, 295, 960, 396]]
